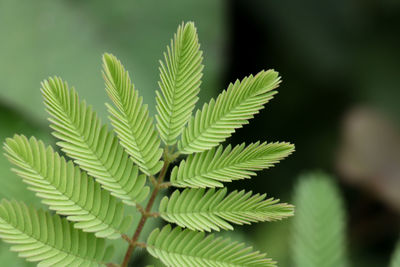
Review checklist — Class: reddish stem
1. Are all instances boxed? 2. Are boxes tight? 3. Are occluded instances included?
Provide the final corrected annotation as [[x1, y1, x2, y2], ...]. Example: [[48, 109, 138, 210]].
[[120, 160, 170, 267]]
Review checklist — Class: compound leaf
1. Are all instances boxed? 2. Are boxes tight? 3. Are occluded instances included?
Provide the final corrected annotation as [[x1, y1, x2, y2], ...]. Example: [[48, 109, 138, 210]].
[[147, 224, 276, 267], [171, 142, 294, 188], [159, 188, 294, 232], [155, 22, 203, 146], [103, 53, 163, 175]]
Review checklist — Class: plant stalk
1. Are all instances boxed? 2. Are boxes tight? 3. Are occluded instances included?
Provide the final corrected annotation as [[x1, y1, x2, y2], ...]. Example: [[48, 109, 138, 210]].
[[120, 158, 170, 267]]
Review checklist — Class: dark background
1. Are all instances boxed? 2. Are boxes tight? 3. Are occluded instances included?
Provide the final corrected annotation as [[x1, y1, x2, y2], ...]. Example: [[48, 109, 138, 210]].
[[0, 0, 399, 266], [227, 1, 400, 266]]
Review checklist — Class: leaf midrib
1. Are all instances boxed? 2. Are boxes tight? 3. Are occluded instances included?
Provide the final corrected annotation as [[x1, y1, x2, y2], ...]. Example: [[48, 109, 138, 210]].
[[109, 90, 155, 173], [163, 34, 185, 142], [162, 209, 267, 216]]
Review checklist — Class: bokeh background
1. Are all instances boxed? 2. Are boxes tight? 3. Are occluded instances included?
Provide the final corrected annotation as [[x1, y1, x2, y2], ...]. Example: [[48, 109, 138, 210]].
[[0, 0, 399, 266]]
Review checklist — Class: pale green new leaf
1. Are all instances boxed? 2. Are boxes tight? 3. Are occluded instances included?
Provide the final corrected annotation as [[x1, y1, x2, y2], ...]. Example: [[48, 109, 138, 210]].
[[291, 172, 348, 267], [391, 239, 400, 267], [178, 70, 280, 154], [102, 53, 163, 175], [171, 142, 294, 188], [147, 224, 276, 267], [0, 200, 114, 266], [159, 188, 294, 232], [4, 135, 132, 239], [41, 77, 149, 206], [155, 22, 203, 146]]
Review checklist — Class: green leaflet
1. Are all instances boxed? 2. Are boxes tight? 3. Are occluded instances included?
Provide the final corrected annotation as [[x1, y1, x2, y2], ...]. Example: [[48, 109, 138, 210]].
[[4, 135, 132, 239], [156, 22, 204, 146], [391, 240, 400, 267], [41, 77, 149, 206], [171, 142, 294, 188], [291, 172, 348, 267], [103, 53, 164, 175], [147, 224, 276, 267], [0, 200, 114, 266], [178, 70, 280, 154], [159, 188, 294, 232]]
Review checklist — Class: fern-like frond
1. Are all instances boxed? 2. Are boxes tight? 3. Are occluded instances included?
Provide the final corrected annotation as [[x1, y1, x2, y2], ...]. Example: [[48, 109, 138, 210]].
[[41, 77, 149, 206], [102, 53, 164, 175], [147, 224, 275, 267], [178, 70, 280, 154], [391, 239, 400, 267], [4, 135, 132, 239], [0, 200, 114, 266], [291, 172, 348, 267], [159, 188, 294, 232], [171, 142, 294, 188], [155, 22, 203, 146]]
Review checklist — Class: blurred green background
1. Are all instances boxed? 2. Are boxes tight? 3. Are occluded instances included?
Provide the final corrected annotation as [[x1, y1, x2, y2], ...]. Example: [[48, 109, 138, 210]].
[[0, 0, 399, 266]]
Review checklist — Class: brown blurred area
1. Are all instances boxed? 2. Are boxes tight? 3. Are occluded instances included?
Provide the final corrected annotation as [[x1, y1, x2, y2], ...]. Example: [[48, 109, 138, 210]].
[[337, 107, 400, 263], [338, 107, 400, 212]]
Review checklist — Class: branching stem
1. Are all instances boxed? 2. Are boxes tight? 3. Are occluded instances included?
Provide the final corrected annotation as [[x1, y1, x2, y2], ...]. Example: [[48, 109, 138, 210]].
[[159, 182, 172, 188], [120, 150, 172, 267], [135, 242, 147, 248]]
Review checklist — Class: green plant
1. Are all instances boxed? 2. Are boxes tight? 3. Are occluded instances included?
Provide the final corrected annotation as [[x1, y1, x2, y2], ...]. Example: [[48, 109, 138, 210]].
[[291, 172, 400, 267], [291, 172, 348, 267], [1, 22, 294, 266], [390, 239, 400, 267]]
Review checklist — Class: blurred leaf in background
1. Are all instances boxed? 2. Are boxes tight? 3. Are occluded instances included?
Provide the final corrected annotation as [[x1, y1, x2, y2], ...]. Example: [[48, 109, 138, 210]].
[[291, 172, 348, 267], [391, 239, 400, 267]]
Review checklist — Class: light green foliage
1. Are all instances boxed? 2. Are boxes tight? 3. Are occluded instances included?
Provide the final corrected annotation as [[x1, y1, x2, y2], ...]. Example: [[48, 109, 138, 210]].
[[0, 200, 114, 266], [178, 70, 280, 154], [159, 188, 294, 232], [391, 240, 400, 267], [156, 22, 204, 146], [0, 106, 48, 267], [41, 77, 149, 206], [291, 172, 348, 267], [4, 135, 132, 239], [0, 22, 293, 266], [147, 224, 276, 267], [171, 142, 294, 188], [103, 53, 164, 176]]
